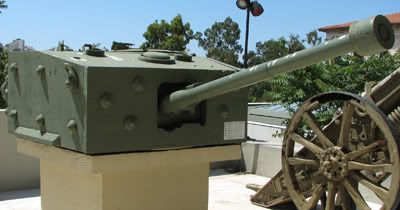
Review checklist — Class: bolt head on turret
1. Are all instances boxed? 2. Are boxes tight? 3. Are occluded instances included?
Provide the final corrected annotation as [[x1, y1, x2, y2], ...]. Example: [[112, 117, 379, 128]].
[[124, 116, 136, 131], [36, 65, 45, 78], [99, 93, 113, 109], [131, 77, 144, 93], [67, 120, 78, 134], [9, 63, 18, 72]]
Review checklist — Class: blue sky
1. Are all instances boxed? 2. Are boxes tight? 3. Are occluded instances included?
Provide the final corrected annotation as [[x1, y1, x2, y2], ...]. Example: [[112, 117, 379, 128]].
[[0, 0, 399, 56]]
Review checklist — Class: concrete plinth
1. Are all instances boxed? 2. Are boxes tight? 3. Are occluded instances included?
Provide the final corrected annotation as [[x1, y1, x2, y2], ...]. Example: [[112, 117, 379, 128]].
[[16, 139, 241, 210]]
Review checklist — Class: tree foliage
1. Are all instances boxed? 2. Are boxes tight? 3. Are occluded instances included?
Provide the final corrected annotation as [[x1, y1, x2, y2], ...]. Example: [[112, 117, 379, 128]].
[[287, 34, 305, 53], [248, 37, 288, 66], [305, 30, 322, 46], [0, 0, 7, 107], [268, 53, 400, 106], [141, 14, 194, 51], [0, 48, 8, 108], [267, 53, 400, 127], [247, 29, 400, 130], [195, 17, 243, 67], [247, 34, 306, 101], [0, 48, 7, 71], [0, 0, 7, 13]]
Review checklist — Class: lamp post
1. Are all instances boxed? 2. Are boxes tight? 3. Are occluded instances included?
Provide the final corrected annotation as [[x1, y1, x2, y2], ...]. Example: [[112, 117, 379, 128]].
[[236, 0, 264, 68]]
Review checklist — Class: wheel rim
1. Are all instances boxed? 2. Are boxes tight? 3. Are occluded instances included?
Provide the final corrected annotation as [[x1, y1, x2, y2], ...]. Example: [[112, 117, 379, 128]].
[[282, 91, 400, 210]]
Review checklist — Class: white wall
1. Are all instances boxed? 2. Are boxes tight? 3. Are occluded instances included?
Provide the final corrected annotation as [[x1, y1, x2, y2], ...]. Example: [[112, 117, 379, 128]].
[[243, 121, 286, 177], [241, 142, 282, 178], [247, 121, 284, 143], [325, 29, 348, 40], [0, 110, 40, 192]]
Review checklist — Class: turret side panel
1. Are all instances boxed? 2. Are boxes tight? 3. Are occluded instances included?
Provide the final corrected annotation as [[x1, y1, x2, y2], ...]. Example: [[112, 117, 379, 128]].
[[7, 52, 87, 152], [86, 67, 247, 154]]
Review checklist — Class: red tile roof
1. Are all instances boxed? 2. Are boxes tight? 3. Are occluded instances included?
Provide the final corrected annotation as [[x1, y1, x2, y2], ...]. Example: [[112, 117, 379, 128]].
[[318, 12, 400, 32]]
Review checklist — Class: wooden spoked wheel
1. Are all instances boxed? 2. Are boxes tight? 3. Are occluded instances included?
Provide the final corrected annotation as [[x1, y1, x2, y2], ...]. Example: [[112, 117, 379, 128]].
[[282, 92, 400, 210]]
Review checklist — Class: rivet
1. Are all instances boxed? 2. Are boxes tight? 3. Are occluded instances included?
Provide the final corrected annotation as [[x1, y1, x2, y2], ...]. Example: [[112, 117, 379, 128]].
[[36, 114, 45, 125], [219, 105, 229, 119], [99, 93, 112, 109], [9, 63, 18, 72], [64, 63, 73, 69], [36, 65, 45, 78], [67, 120, 78, 134], [123, 116, 136, 131], [9, 109, 17, 118], [64, 63, 78, 90], [65, 79, 73, 89], [1, 87, 8, 101], [131, 77, 144, 93]]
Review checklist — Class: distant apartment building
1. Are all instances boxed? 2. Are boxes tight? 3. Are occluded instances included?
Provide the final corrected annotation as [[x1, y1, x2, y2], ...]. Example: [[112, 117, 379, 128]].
[[5, 38, 25, 51], [318, 12, 400, 54], [4, 38, 34, 51]]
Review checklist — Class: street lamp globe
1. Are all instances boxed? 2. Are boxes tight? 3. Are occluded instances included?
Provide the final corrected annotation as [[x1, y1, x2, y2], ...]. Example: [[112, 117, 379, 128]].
[[236, 0, 249, 10]]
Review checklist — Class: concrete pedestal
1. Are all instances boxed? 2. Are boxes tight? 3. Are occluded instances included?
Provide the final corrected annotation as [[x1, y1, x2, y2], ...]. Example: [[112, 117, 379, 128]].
[[16, 139, 241, 210]]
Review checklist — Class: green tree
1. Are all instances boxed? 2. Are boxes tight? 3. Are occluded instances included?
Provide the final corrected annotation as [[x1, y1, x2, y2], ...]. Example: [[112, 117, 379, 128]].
[[247, 38, 287, 101], [247, 34, 306, 68], [265, 64, 329, 113], [325, 53, 400, 94], [305, 30, 322, 46], [141, 14, 194, 51], [0, 48, 8, 108], [0, 48, 7, 70], [287, 34, 305, 53], [0, 0, 7, 13], [266, 53, 400, 127], [196, 17, 243, 67], [0, 0, 8, 107], [247, 35, 305, 101], [247, 28, 399, 134], [248, 37, 288, 66]]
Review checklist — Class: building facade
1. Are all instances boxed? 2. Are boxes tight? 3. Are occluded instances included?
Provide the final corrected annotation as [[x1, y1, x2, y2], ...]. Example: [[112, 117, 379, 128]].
[[4, 38, 33, 51], [319, 12, 400, 54], [5, 38, 25, 51]]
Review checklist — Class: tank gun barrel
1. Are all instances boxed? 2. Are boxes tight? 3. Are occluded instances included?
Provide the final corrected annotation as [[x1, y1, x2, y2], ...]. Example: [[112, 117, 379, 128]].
[[162, 15, 395, 113]]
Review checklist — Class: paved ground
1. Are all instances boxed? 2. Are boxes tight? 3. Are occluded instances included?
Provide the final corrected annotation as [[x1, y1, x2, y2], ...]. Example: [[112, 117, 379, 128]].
[[209, 173, 268, 210], [0, 189, 40, 210], [0, 172, 382, 210], [0, 172, 268, 210]]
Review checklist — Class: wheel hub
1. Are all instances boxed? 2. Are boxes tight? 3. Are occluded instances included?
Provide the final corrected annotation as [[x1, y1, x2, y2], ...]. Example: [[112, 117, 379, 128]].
[[320, 147, 348, 181]]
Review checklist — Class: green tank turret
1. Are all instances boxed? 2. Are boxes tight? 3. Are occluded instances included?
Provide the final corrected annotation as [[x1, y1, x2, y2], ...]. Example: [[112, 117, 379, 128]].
[[2, 15, 394, 154]]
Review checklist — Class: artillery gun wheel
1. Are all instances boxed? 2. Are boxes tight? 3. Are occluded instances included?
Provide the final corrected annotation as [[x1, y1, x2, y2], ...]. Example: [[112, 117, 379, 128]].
[[282, 92, 400, 210]]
